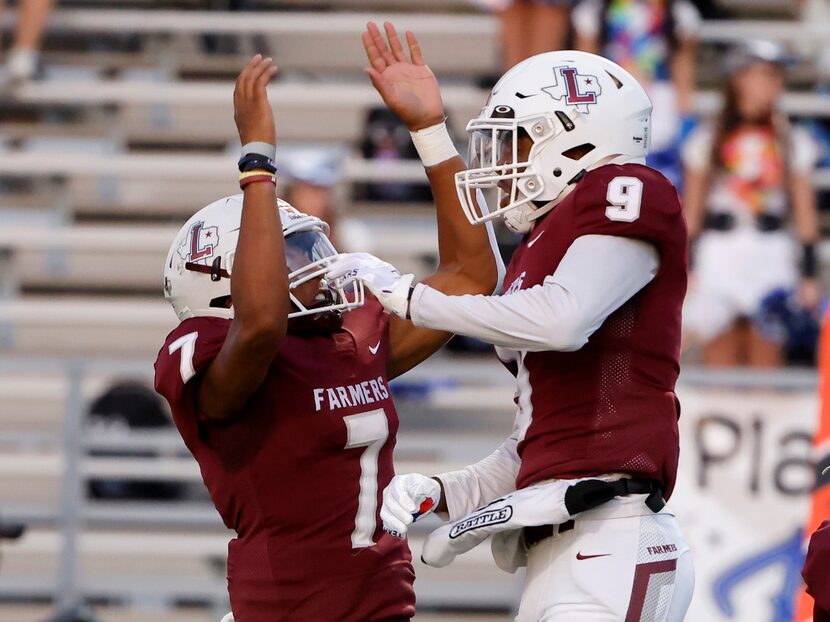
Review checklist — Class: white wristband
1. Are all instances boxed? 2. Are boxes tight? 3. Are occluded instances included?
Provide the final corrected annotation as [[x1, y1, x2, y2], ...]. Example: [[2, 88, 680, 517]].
[[410, 121, 458, 168], [241, 141, 276, 160]]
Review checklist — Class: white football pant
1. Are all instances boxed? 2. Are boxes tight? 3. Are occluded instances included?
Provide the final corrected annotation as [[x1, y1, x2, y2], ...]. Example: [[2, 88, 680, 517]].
[[516, 494, 694, 622]]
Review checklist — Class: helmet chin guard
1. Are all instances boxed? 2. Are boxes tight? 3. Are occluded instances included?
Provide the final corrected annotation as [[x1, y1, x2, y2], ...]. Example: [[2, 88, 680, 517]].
[[455, 51, 652, 230], [503, 202, 537, 234]]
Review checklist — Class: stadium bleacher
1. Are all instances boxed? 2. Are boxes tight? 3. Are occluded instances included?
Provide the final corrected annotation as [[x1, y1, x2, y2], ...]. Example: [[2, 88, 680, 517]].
[[1, 0, 828, 620], [0, 14, 827, 351]]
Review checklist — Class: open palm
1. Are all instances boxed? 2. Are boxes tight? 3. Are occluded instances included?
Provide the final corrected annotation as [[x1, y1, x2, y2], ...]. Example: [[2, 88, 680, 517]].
[[362, 22, 445, 131]]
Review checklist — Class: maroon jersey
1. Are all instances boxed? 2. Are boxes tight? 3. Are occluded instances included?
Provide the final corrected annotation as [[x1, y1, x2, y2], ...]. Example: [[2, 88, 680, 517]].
[[503, 163, 687, 497], [154, 300, 415, 622], [804, 520, 830, 621]]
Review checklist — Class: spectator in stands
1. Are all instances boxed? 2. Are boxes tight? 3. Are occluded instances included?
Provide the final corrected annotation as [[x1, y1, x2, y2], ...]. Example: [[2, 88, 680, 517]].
[[682, 41, 821, 367], [1, 0, 55, 84], [572, 0, 700, 186], [277, 145, 370, 253], [797, 0, 830, 170], [472, 0, 575, 73]]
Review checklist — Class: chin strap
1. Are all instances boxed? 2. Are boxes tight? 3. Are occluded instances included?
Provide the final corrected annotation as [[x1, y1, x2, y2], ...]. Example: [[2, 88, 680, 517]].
[[503, 204, 535, 234], [503, 165, 589, 234], [567, 169, 587, 186], [185, 257, 230, 282]]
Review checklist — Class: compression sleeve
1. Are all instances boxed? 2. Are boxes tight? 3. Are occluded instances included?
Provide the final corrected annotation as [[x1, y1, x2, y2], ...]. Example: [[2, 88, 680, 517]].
[[409, 234, 659, 352]]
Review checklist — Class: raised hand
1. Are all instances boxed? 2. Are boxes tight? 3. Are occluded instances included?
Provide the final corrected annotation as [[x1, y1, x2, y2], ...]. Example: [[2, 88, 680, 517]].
[[362, 22, 445, 131], [233, 54, 278, 146]]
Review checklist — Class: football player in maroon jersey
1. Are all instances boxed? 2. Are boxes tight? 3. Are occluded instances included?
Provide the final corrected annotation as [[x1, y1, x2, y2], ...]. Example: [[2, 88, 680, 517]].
[[803, 520, 830, 622], [154, 53, 499, 621], [330, 24, 693, 621]]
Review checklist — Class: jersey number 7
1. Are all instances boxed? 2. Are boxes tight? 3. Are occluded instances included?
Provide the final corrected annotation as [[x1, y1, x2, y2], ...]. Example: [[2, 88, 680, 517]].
[[344, 409, 389, 549], [171, 332, 390, 551], [169, 331, 198, 383]]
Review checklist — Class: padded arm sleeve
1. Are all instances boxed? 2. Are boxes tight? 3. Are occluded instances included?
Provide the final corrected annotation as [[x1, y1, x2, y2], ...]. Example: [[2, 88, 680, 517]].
[[435, 431, 522, 522]]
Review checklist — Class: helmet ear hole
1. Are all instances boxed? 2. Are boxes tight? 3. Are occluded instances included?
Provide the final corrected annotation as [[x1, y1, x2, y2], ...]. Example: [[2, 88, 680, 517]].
[[561, 143, 596, 161], [209, 295, 232, 309], [553, 168, 562, 177]]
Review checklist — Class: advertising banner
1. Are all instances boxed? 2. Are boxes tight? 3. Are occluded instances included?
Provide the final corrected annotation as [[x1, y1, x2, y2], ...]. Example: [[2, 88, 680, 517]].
[[672, 377, 817, 622]]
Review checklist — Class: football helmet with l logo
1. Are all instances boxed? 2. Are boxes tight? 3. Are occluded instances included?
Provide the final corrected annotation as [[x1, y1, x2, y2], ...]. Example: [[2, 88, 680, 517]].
[[456, 51, 652, 233], [163, 194, 363, 321]]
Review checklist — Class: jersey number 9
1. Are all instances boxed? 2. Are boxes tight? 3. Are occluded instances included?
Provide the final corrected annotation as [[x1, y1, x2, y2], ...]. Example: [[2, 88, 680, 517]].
[[605, 176, 643, 223]]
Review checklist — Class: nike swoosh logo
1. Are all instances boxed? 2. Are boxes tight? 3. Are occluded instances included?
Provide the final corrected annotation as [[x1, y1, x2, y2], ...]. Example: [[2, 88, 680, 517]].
[[527, 231, 544, 248], [576, 552, 611, 560], [369, 341, 381, 355]]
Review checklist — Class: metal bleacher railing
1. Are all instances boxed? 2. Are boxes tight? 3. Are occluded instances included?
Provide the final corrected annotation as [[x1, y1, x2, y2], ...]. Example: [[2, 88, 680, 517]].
[[1, 11, 828, 203], [16, 8, 830, 42], [0, 6, 826, 370]]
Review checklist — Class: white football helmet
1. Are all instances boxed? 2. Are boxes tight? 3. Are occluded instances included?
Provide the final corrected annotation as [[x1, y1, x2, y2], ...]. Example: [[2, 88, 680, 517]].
[[163, 194, 363, 321], [456, 51, 653, 233]]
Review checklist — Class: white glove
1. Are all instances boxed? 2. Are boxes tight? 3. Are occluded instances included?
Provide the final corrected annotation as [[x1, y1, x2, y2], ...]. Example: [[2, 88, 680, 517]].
[[381, 473, 442, 539], [325, 252, 415, 318]]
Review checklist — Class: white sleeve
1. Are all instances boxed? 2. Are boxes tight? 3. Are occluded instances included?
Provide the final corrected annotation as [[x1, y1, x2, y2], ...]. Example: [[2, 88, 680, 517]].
[[478, 188, 507, 294], [435, 429, 521, 522], [572, 0, 602, 39], [790, 125, 820, 174], [409, 234, 659, 352]]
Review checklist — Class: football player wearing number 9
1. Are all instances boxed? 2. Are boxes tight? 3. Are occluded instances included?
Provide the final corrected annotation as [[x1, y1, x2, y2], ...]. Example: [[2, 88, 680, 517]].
[[333, 27, 693, 622], [153, 54, 499, 622]]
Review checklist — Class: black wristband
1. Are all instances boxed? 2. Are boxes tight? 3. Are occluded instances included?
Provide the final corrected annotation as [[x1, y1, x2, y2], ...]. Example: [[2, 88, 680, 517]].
[[405, 285, 415, 320], [802, 243, 818, 278], [238, 154, 277, 174]]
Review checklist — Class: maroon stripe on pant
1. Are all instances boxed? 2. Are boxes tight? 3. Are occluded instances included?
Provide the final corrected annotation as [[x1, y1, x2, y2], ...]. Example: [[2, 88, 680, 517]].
[[625, 558, 678, 622]]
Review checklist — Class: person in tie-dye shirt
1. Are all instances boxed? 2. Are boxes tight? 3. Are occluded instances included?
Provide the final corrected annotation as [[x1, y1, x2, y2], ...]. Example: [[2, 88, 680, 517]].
[[682, 41, 820, 367], [573, 0, 700, 185]]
